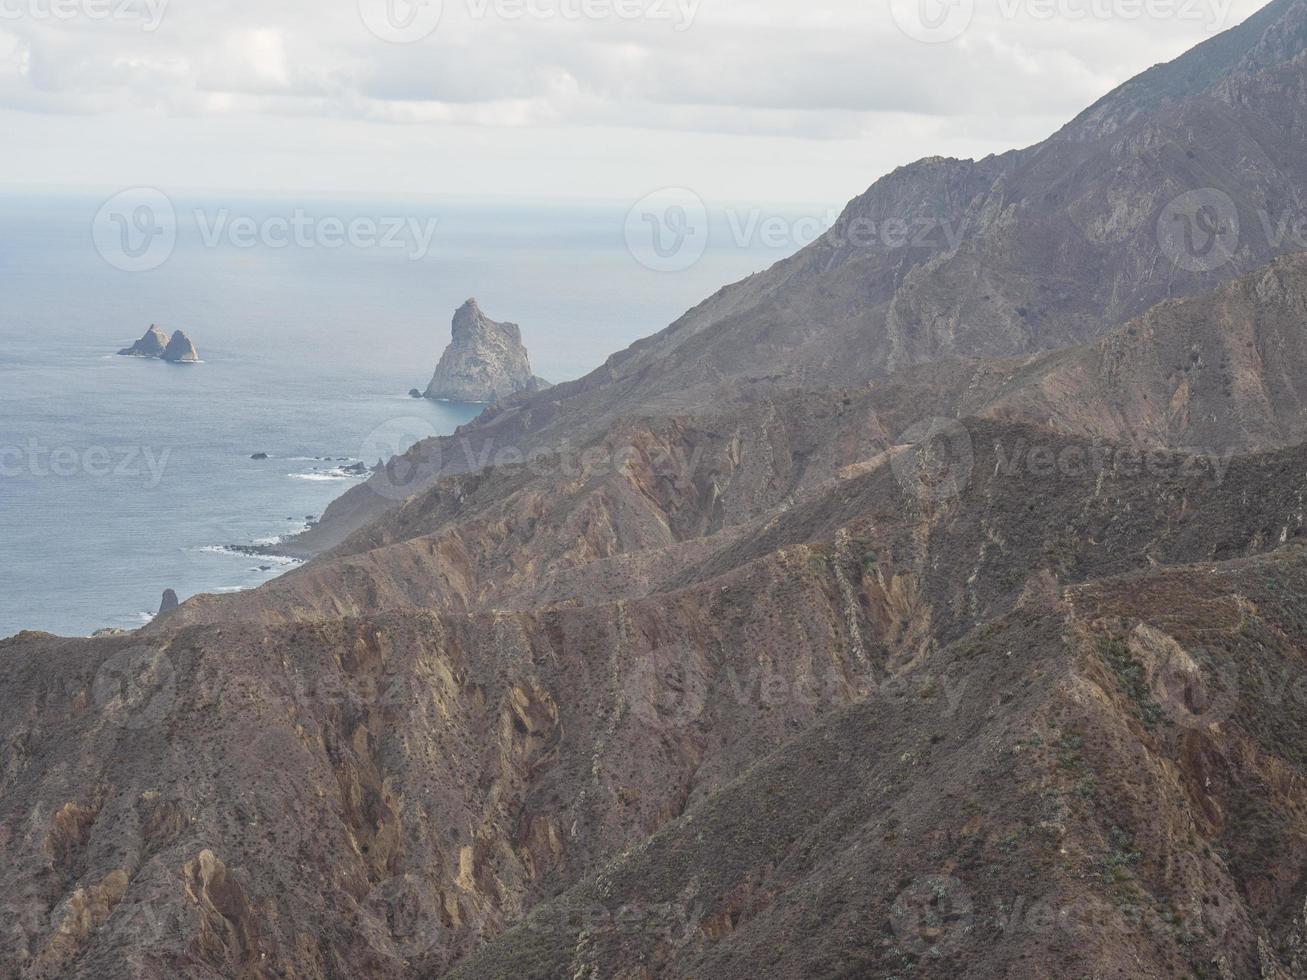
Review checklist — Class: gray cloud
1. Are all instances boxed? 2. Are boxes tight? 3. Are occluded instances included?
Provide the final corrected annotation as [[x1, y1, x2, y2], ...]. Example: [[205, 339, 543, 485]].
[[0, 0, 1269, 200]]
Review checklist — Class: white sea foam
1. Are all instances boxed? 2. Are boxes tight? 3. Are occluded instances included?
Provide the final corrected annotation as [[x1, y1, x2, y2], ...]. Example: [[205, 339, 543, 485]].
[[291, 472, 352, 482], [290, 465, 367, 482], [194, 544, 301, 566]]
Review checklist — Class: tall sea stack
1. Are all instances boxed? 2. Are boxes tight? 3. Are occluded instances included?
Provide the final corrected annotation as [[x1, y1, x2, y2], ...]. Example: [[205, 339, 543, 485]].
[[161, 330, 200, 363], [422, 299, 549, 403]]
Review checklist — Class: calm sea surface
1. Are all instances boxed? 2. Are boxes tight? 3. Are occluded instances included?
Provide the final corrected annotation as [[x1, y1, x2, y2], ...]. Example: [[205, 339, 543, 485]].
[[0, 191, 817, 636]]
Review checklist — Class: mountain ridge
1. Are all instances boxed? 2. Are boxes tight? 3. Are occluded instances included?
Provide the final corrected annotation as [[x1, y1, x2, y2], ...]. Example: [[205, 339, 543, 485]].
[[293, 0, 1307, 555]]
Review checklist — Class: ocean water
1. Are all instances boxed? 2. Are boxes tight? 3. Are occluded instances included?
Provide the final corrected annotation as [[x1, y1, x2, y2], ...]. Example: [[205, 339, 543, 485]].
[[0, 191, 817, 637]]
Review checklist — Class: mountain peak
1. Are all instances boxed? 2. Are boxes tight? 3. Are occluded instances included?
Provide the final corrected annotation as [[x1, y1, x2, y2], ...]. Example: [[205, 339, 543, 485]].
[[1060, 0, 1307, 140]]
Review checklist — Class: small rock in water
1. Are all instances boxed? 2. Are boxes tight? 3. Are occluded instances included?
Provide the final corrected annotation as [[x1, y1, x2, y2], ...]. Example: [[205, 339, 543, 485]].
[[409, 388, 423, 399], [251, 452, 269, 460], [161, 330, 200, 364]]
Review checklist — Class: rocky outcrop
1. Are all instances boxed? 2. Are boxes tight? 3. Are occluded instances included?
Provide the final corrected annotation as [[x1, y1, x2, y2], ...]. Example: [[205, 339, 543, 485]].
[[451, 548, 1307, 980], [161, 331, 200, 364], [117, 326, 200, 363], [422, 299, 549, 403], [157, 590, 179, 617], [116, 326, 168, 358], [969, 251, 1307, 453]]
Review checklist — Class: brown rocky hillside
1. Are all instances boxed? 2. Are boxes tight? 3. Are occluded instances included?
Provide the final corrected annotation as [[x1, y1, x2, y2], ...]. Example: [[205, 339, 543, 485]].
[[5, 3, 1307, 978]]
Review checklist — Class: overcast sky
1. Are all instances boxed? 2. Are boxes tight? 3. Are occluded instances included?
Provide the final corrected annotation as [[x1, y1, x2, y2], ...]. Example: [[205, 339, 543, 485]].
[[0, 0, 1269, 208]]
